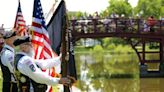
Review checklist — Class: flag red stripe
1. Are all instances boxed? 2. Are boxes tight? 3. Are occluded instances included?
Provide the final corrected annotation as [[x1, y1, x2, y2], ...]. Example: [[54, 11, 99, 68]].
[[17, 14, 23, 17], [39, 48, 44, 59], [33, 31, 43, 38], [32, 22, 41, 28], [33, 30, 51, 46], [32, 39, 44, 59], [32, 22, 51, 45], [18, 24, 25, 26], [32, 40, 44, 46], [43, 45, 52, 58], [17, 19, 25, 23], [43, 33, 51, 45], [34, 45, 39, 59], [18, 28, 25, 34]]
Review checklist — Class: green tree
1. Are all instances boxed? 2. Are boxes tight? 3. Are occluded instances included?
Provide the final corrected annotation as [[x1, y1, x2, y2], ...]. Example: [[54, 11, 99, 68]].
[[135, 0, 163, 18], [109, 38, 127, 46], [102, 38, 110, 48], [106, 0, 133, 17], [67, 11, 87, 19]]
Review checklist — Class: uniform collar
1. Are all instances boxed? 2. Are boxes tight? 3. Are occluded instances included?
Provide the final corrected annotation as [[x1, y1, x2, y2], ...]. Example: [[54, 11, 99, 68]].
[[3, 44, 14, 52], [16, 52, 32, 57], [16, 52, 28, 56]]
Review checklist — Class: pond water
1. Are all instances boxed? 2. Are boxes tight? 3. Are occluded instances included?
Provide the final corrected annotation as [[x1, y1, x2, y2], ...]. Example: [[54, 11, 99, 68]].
[[72, 52, 164, 92]]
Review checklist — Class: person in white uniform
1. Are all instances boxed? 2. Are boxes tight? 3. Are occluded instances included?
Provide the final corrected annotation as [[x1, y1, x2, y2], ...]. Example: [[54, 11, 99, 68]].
[[13, 36, 71, 92], [0, 31, 18, 92], [0, 25, 5, 51]]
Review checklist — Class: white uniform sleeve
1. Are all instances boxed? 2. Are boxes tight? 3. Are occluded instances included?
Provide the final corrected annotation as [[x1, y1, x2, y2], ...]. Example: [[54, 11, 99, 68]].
[[17, 56, 60, 86], [1, 50, 15, 73], [35, 55, 61, 70]]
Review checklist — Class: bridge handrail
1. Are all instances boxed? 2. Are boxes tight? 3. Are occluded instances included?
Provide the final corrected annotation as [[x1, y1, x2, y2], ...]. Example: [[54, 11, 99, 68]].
[[69, 18, 164, 35]]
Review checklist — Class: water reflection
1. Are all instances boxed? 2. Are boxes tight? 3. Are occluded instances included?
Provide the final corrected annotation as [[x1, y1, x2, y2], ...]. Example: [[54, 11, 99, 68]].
[[74, 52, 164, 92], [140, 78, 164, 92]]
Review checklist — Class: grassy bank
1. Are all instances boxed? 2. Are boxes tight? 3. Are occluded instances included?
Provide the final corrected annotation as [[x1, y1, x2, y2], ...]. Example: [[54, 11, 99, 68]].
[[75, 44, 159, 54], [75, 44, 135, 54]]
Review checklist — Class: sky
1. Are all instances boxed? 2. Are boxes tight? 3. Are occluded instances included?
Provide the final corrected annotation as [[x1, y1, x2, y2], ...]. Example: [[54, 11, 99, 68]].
[[0, 0, 138, 29]]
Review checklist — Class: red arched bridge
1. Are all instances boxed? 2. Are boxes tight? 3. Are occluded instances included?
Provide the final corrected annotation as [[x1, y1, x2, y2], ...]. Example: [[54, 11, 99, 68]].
[[69, 17, 164, 77]]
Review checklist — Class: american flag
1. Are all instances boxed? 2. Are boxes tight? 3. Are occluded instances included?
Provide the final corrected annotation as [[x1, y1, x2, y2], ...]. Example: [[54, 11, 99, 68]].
[[31, 0, 57, 91], [13, 0, 27, 36]]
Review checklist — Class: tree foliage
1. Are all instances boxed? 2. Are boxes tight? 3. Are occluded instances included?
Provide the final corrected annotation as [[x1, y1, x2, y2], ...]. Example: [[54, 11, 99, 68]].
[[67, 0, 163, 19], [67, 11, 86, 19], [106, 0, 133, 17], [135, 0, 163, 18]]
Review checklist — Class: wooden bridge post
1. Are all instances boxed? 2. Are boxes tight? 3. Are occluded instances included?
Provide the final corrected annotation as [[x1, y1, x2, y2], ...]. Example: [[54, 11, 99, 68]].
[[93, 19, 98, 33], [137, 18, 140, 33], [71, 20, 76, 33], [142, 40, 145, 65], [140, 39, 148, 76], [160, 20, 164, 35], [159, 39, 164, 74], [115, 18, 118, 32]]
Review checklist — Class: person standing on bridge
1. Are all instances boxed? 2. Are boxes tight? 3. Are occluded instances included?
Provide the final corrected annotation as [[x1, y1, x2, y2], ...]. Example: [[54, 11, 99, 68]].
[[147, 16, 156, 32]]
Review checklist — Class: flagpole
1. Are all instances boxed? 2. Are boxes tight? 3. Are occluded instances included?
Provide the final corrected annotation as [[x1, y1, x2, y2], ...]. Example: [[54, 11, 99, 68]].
[[60, 0, 71, 92], [45, 0, 58, 20]]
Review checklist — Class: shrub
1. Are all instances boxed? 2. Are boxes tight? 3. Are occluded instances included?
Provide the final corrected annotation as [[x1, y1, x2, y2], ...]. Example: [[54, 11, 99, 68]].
[[107, 44, 116, 50], [93, 45, 103, 53]]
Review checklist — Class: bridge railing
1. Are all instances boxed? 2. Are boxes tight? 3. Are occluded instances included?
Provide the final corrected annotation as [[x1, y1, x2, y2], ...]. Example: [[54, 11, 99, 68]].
[[69, 18, 164, 35]]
